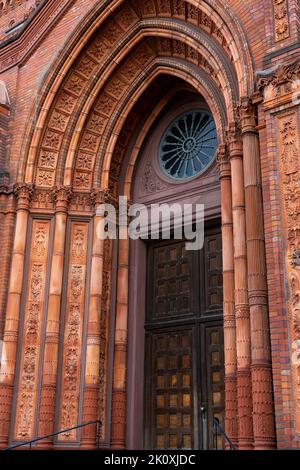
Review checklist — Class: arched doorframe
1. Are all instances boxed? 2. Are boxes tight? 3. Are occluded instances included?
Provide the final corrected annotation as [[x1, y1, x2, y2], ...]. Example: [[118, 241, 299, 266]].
[[111, 79, 276, 449], [121, 90, 222, 449]]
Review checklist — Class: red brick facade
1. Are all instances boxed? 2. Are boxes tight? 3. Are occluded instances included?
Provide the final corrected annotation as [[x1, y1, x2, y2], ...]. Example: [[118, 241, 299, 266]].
[[0, 0, 299, 450]]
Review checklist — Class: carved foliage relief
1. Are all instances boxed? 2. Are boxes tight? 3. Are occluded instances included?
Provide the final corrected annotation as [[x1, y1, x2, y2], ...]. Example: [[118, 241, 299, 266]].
[[58, 222, 88, 441], [73, 41, 155, 191], [14, 220, 50, 440], [278, 113, 300, 434], [72, 34, 224, 192], [34, 0, 233, 190], [273, 0, 290, 42], [35, 2, 139, 189]]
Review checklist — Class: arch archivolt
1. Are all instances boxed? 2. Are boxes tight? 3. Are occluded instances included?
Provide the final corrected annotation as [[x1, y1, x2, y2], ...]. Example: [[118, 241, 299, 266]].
[[62, 32, 231, 190], [32, 32, 235, 190], [23, 0, 253, 187], [95, 58, 226, 189]]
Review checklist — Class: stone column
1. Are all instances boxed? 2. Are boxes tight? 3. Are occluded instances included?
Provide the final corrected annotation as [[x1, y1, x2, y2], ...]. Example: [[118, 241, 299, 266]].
[[217, 144, 238, 445], [37, 186, 71, 446], [111, 236, 129, 449], [81, 189, 108, 449], [0, 189, 15, 338], [0, 183, 33, 447], [228, 125, 253, 449], [240, 98, 276, 449]]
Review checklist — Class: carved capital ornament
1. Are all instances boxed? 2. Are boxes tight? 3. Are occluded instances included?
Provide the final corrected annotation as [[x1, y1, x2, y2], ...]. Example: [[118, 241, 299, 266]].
[[52, 185, 73, 212], [14, 183, 34, 210]]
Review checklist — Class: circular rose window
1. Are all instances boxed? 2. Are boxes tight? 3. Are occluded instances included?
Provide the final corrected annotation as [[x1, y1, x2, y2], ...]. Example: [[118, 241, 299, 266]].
[[158, 109, 218, 180]]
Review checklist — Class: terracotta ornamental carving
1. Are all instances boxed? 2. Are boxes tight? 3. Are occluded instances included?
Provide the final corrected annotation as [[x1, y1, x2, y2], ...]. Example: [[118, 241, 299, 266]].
[[278, 114, 300, 434], [273, 0, 290, 42], [0, 0, 299, 452]]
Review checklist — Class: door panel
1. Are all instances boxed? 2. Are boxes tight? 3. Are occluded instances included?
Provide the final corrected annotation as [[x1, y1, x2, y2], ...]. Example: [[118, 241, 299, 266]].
[[145, 230, 224, 450], [147, 240, 198, 324], [204, 233, 223, 315], [145, 328, 198, 449], [204, 324, 225, 449]]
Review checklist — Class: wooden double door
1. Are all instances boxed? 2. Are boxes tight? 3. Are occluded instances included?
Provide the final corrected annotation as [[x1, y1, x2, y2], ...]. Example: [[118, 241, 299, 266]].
[[144, 228, 225, 450]]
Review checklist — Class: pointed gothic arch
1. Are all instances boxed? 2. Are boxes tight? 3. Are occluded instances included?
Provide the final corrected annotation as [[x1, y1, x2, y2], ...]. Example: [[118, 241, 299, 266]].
[[21, 0, 253, 185]]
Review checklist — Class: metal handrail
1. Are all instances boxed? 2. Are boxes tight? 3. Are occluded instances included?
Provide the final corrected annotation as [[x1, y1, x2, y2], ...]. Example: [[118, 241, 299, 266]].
[[212, 417, 236, 450], [2, 419, 102, 450]]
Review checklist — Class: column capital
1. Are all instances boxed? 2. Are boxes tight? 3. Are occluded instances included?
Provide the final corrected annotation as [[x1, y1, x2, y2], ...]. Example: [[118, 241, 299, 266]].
[[239, 97, 257, 135], [0, 184, 10, 196], [13, 183, 34, 210], [257, 59, 300, 93], [226, 122, 243, 159], [216, 143, 230, 178], [52, 186, 72, 213], [91, 187, 117, 208]]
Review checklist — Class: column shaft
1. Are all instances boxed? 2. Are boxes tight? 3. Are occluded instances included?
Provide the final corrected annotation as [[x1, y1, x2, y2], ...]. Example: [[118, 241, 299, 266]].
[[111, 237, 129, 449], [81, 189, 108, 448], [0, 193, 15, 338], [228, 128, 253, 449], [240, 99, 276, 449], [37, 187, 71, 446], [0, 184, 32, 447], [217, 145, 238, 445]]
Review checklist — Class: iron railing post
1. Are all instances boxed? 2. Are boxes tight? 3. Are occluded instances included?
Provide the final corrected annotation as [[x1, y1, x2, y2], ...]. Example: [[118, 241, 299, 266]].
[[2, 420, 102, 451], [213, 417, 236, 450]]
